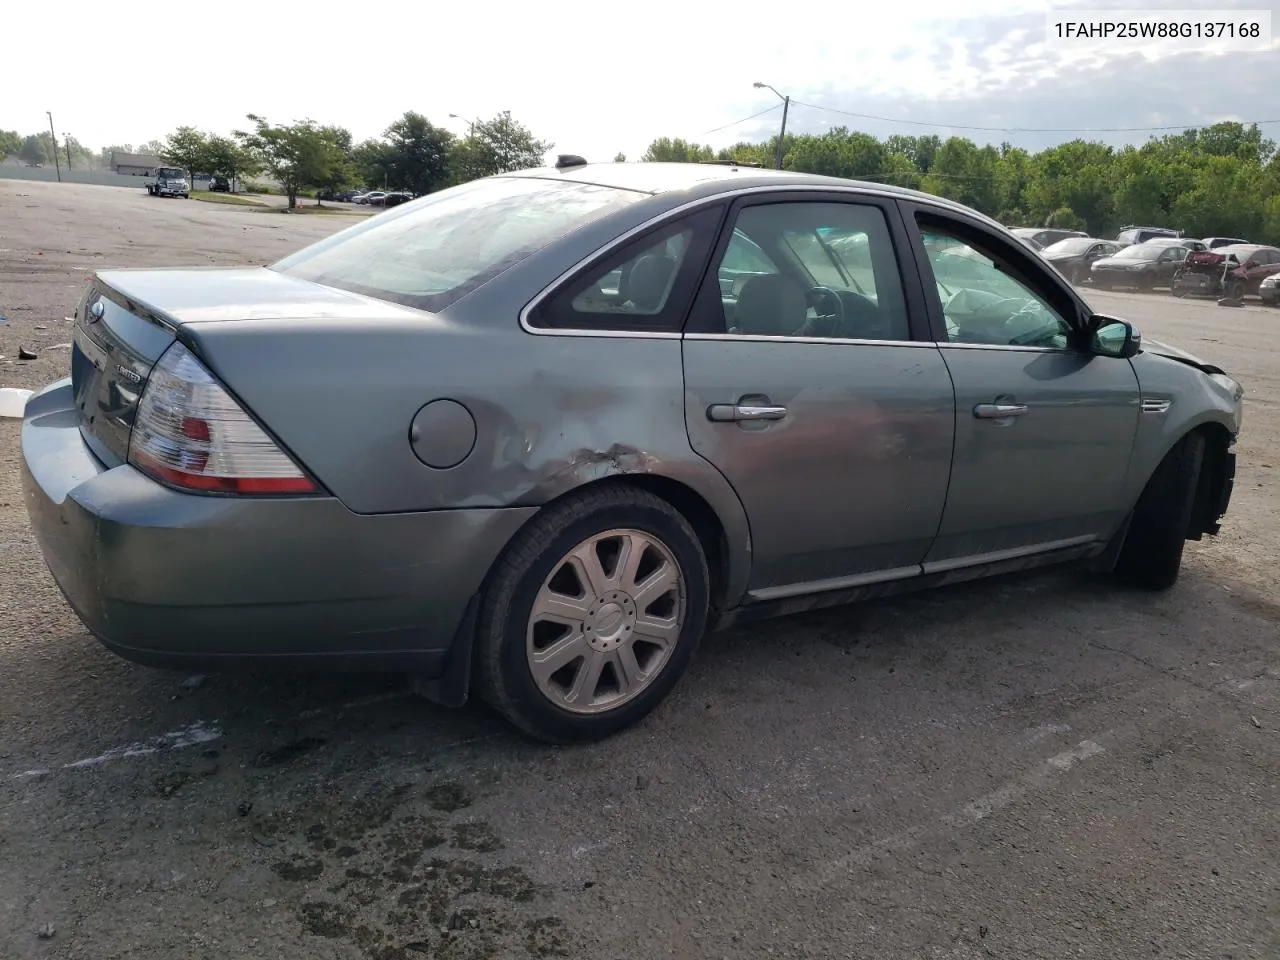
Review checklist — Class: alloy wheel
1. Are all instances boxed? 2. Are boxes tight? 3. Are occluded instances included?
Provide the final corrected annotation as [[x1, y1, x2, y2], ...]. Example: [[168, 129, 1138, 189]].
[[526, 529, 685, 715]]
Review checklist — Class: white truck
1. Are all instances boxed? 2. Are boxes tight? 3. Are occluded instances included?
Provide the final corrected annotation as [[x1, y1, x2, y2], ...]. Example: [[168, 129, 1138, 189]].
[[146, 166, 190, 199]]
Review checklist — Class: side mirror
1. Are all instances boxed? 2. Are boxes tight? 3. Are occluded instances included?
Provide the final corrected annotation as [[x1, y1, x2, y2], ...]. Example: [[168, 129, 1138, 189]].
[[1090, 316, 1141, 359]]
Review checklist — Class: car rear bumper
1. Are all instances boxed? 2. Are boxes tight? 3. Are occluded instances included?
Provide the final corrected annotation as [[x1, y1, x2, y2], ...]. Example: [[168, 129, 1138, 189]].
[[21, 379, 535, 674]]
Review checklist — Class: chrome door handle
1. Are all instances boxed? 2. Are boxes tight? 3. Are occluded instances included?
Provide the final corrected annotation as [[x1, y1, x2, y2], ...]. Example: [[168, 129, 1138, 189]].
[[707, 403, 788, 422], [974, 402, 1028, 419]]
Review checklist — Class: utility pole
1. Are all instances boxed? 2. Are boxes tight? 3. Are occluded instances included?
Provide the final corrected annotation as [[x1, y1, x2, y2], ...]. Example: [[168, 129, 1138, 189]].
[[774, 96, 790, 170], [65, 136, 73, 170], [753, 83, 791, 170], [47, 111, 62, 182]]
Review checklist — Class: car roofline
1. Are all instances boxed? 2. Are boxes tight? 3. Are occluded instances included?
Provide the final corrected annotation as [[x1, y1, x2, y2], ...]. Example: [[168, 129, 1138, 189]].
[[494, 162, 1004, 230]]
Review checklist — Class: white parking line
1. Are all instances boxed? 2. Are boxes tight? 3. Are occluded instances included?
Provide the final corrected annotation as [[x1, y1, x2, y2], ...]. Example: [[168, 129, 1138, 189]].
[[800, 738, 1109, 886]]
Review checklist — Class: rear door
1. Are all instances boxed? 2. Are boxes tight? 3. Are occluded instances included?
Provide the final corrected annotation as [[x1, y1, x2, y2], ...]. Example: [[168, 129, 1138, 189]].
[[902, 202, 1140, 568], [1244, 248, 1280, 293], [681, 192, 956, 595]]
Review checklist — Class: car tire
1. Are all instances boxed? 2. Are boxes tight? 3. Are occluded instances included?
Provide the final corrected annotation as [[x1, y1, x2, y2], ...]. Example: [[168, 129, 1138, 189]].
[[474, 484, 710, 743], [1114, 431, 1206, 591]]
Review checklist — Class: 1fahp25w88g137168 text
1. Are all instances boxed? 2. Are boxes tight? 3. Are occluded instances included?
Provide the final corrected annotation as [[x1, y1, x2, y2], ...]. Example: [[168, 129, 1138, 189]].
[[1046, 10, 1272, 52]]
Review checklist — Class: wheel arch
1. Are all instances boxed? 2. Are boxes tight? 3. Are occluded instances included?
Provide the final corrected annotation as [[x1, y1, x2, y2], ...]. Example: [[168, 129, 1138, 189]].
[[417, 471, 750, 709], [1127, 416, 1235, 539]]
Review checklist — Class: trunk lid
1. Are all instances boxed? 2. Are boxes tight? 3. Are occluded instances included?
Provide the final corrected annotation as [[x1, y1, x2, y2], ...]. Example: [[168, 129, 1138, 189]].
[[71, 281, 178, 467], [71, 267, 420, 467]]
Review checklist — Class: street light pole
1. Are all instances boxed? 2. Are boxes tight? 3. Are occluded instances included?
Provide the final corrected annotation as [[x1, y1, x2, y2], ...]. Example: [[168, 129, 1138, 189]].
[[449, 113, 476, 138], [753, 82, 790, 170], [47, 111, 62, 182]]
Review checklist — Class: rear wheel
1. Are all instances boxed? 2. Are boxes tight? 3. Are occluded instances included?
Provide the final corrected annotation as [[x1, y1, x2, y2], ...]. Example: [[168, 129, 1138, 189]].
[[1114, 432, 1206, 590], [475, 485, 709, 743]]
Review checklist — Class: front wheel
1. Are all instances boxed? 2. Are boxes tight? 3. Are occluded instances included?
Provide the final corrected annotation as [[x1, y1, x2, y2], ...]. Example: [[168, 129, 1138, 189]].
[[1114, 432, 1206, 590], [475, 485, 710, 743]]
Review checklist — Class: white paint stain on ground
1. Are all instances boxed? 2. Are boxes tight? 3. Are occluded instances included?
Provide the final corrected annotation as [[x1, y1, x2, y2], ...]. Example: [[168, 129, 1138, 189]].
[[5, 689, 421, 784], [8, 721, 222, 781], [1025, 722, 1072, 743]]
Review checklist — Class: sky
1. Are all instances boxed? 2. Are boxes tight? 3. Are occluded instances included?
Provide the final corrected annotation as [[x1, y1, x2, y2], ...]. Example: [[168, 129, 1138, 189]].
[[6, 0, 1279, 162]]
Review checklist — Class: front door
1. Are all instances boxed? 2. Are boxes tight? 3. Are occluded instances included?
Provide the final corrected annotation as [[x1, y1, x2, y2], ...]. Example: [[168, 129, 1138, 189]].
[[682, 195, 956, 595], [905, 208, 1141, 569]]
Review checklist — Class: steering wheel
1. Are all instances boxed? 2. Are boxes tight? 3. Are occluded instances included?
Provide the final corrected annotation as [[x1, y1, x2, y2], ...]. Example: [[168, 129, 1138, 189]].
[[806, 285, 846, 337]]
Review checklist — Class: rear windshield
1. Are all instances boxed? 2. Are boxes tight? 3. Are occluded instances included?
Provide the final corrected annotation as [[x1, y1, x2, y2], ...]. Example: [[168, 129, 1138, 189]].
[[1115, 242, 1167, 259], [272, 176, 646, 312], [1042, 237, 1094, 255]]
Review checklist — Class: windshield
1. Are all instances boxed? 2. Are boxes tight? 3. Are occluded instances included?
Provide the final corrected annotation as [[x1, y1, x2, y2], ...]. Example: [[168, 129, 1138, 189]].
[[272, 176, 645, 312], [1114, 242, 1166, 259], [1042, 238, 1094, 255], [157, 168, 184, 179]]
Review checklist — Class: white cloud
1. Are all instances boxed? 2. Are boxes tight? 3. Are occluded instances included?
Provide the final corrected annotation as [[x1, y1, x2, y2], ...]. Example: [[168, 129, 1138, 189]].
[[5, 0, 1278, 162]]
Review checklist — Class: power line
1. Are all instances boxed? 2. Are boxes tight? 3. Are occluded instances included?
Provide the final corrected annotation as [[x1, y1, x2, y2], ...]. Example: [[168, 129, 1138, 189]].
[[701, 104, 781, 136], [790, 99, 1280, 135]]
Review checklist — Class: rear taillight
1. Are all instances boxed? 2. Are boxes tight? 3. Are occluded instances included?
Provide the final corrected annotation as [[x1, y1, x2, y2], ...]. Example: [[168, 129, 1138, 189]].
[[128, 342, 318, 495]]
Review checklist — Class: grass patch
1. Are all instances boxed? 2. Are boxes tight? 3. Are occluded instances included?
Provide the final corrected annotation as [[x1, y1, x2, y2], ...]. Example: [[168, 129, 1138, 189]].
[[189, 191, 266, 206], [255, 204, 371, 216]]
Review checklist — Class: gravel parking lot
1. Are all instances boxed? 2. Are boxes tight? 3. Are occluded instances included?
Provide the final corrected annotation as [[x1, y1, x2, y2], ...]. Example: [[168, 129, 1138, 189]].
[[2, 180, 1279, 960]]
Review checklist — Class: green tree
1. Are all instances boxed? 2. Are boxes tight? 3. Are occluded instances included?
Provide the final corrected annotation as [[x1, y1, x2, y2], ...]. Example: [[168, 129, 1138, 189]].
[[380, 111, 454, 195], [19, 133, 54, 165], [353, 138, 393, 189], [451, 111, 552, 181], [234, 115, 350, 208], [161, 126, 210, 181], [614, 152, 626, 162], [641, 137, 715, 163], [0, 130, 21, 161], [202, 135, 260, 189], [1045, 206, 1085, 230]]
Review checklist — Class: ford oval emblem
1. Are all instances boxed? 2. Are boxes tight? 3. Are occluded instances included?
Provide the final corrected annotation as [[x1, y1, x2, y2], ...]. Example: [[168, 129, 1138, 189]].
[[88, 299, 105, 323]]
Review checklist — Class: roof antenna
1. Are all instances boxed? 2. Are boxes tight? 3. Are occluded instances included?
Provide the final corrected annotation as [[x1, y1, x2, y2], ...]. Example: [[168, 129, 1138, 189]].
[[555, 154, 588, 169]]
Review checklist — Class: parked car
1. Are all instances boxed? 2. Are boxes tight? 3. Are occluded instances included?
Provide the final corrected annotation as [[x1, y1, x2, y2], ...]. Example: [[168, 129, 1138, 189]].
[[368, 191, 413, 209], [1172, 244, 1280, 300], [318, 188, 364, 202], [210, 176, 232, 193], [1038, 237, 1121, 284], [1203, 236, 1251, 250], [20, 163, 1242, 743], [1010, 227, 1088, 249], [145, 166, 190, 199], [1260, 272, 1280, 306], [1144, 237, 1208, 253], [1115, 225, 1182, 247], [1091, 241, 1193, 290], [355, 191, 387, 205]]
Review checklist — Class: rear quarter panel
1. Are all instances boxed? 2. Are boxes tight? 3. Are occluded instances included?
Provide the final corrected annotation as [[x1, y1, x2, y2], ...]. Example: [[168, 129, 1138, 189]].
[[184, 319, 751, 592]]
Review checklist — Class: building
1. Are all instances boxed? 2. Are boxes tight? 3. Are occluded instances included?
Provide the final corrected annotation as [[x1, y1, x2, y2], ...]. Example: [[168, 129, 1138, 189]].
[[111, 153, 162, 176]]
